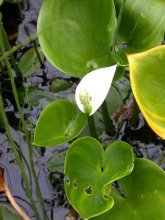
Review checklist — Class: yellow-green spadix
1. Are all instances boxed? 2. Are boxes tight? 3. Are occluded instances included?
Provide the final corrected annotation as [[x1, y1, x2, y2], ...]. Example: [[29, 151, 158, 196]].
[[75, 65, 117, 115]]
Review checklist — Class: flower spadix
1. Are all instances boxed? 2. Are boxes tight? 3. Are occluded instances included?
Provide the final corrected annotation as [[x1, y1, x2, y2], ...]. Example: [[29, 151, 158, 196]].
[[75, 65, 117, 115]]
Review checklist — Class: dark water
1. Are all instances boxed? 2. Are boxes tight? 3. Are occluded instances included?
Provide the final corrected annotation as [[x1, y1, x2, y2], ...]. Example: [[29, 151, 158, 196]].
[[0, 1, 165, 220], [0, 1, 68, 219]]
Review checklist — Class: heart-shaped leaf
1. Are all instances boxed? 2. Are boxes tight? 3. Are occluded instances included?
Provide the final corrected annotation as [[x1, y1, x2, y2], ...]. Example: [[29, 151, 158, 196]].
[[37, 0, 116, 77], [128, 45, 165, 139], [64, 137, 134, 219], [34, 99, 87, 147], [93, 158, 165, 220], [114, 0, 165, 52]]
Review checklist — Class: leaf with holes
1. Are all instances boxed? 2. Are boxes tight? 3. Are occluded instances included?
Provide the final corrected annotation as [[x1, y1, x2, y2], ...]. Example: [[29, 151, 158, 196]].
[[37, 0, 116, 77], [128, 45, 165, 139], [34, 99, 87, 147], [92, 158, 165, 220], [64, 137, 134, 219], [114, 0, 165, 52]]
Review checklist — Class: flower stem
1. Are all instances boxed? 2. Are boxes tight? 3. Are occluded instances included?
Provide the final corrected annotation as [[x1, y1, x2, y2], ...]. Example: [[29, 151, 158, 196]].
[[0, 22, 46, 220], [101, 100, 115, 136], [88, 115, 98, 139], [130, 97, 140, 126], [0, 33, 37, 63], [0, 94, 39, 220], [0, 22, 21, 75]]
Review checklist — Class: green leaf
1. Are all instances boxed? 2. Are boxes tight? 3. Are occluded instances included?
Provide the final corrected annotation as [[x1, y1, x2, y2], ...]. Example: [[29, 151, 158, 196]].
[[64, 137, 134, 219], [128, 45, 165, 139], [23, 87, 60, 106], [106, 86, 123, 116], [113, 66, 125, 82], [37, 0, 116, 77], [50, 78, 72, 93], [92, 158, 165, 220], [114, 0, 165, 52], [47, 150, 67, 173], [0, 203, 22, 220], [18, 47, 44, 78], [34, 99, 87, 147]]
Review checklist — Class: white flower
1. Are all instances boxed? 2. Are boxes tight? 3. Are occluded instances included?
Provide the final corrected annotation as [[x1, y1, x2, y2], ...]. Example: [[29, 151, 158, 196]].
[[75, 65, 117, 115]]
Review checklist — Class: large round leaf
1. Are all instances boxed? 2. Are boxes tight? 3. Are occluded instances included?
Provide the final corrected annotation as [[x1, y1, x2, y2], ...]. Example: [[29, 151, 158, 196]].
[[37, 0, 116, 77], [34, 99, 87, 147], [64, 137, 134, 219], [128, 45, 165, 139], [93, 158, 165, 220], [114, 0, 165, 52]]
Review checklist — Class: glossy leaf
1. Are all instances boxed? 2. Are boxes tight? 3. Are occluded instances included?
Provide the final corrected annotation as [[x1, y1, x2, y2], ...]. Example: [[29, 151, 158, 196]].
[[37, 0, 116, 77], [18, 47, 44, 78], [34, 99, 87, 147], [114, 0, 165, 52], [64, 137, 134, 219], [93, 158, 165, 220], [128, 45, 165, 139]]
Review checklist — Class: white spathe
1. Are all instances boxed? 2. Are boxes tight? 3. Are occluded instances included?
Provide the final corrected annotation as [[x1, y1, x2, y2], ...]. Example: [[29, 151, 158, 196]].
[[75, 65, 117, 115]]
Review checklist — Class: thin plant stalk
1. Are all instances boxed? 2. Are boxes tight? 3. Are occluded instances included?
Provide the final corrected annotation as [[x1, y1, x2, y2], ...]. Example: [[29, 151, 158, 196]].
[[88, 115, 98, 139], [158, 152, 165, 166], [0, 23, 47, 219], [101, 100, 115, 136], [0, 33, 37, 63], [0, 24, 21, 75], [111, 0, 126, 53], [18, 61, 47, 219], [17, 2, 24, 21], [0, 94, 39, 220], [25, 27, 44, 68], [130, 97, 140, 126]]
